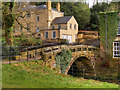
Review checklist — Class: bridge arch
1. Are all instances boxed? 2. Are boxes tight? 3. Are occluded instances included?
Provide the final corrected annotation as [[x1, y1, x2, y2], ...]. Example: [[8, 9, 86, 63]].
[[40, 45, 98, 75], [65, 54, 96, 75]]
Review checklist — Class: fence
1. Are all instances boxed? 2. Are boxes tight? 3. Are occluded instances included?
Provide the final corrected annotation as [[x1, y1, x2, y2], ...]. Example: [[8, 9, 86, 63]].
[[66, 64, 120, 84], [2, 46, 44, 64], [1, 44, 68, 64], [1, 45, 120, 84]]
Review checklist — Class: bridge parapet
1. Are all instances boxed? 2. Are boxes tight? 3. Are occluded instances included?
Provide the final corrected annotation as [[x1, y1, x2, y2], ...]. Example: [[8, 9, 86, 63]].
[[10, 45, 99, 74], [40, 45, 99, 66], [13, 45, 99, 66]]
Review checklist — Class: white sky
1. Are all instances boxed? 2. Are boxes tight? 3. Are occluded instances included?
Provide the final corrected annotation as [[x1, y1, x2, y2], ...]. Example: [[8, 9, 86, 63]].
[[2, 0, 114, 8], [87, 0, 113, 8]]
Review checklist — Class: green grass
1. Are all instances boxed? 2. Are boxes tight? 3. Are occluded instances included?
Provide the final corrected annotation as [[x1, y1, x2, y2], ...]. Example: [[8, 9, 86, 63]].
[[2, 60, 118, 88]]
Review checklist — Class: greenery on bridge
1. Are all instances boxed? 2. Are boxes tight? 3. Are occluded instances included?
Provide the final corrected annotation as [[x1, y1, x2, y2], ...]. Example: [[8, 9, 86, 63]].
[[2, 60, 118, 88], [55, 49, 72, 73]]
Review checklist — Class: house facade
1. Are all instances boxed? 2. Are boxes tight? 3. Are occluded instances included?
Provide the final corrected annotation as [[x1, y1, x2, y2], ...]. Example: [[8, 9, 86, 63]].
[[113, 22, 120, 58], [14, 1, 78, 43]]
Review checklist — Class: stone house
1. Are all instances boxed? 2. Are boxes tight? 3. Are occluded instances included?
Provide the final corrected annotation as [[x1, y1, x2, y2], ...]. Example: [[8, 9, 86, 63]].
[[14, 1, 78, 43], [113, 22, 120, 58]]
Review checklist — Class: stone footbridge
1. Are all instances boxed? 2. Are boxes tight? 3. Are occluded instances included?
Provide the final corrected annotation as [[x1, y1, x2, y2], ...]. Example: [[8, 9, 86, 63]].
[[13, 45, 99, 74]]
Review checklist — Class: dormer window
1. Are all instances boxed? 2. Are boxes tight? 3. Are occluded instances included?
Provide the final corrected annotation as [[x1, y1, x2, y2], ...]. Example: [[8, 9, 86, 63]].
[[74, 24, 76, 29], [36, 15, 39, 22], [27, 12, 30, 18], [70, 24, 72, 29]]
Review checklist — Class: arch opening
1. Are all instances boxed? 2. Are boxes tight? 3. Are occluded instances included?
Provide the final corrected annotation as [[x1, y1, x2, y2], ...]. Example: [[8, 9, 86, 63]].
[[67, 56, 95, 78]]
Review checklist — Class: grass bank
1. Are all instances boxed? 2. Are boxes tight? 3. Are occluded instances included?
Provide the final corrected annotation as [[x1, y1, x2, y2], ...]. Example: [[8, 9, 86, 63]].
[[2, 60, 118, 88]]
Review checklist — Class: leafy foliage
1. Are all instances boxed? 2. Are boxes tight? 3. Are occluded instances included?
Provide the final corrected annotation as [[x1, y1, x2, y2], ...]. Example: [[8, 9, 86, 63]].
[[2, 2, 15, 45], [108, 2, 120, 12], [55, 49, 72, 73], [61, 2, 90, 29], [90, 3, 110, 30], [99, 11, 118, 54], [14, 33, 42, 46]]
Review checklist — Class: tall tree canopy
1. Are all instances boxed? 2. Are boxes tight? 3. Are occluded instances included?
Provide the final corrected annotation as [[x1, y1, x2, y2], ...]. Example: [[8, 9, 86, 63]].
[[60, 2, 90, 29], [108, 2, 120, 12], [90, 2, 109, 30]]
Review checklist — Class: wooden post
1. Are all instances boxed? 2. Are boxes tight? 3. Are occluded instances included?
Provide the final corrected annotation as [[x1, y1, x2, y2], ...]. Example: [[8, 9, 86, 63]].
[[19, 51, 20, 63], [27, 47, 28, 62], [35, 47, 36, 60], [9, 46, 11, 64]]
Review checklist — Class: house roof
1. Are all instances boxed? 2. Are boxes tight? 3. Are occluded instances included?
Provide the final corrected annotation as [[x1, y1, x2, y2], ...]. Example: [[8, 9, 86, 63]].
[[16, 5, 63, 13], [52, 16, 72, 24]]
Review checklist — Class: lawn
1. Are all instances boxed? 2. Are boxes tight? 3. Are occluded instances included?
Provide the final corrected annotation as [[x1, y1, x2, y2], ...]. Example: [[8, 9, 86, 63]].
[[2, 60, 118, 88]]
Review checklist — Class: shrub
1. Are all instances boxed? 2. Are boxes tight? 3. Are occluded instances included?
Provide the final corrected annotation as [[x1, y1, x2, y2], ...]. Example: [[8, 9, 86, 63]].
[[55, 49, 72, 73]]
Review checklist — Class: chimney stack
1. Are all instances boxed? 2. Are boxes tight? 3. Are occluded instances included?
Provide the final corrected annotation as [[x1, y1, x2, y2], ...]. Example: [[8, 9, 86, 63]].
[[56, 3, 60, 11], [46, 0, 51, 10]]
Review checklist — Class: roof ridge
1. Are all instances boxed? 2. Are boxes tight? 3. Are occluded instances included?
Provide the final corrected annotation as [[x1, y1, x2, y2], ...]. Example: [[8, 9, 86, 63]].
[[52, 16, 73, 24]]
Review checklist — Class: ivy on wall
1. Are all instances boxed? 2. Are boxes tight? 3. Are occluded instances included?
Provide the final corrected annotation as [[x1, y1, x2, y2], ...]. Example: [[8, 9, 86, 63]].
[[55, 49, 72, 73], [99, 11, 118, 55]]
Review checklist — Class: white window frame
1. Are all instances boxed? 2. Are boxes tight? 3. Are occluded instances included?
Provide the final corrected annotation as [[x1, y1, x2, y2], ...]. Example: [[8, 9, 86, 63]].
[[36, 15, 39, 22], [45, 32, 48, 39], [36, 27, 39, 32], [52, 31, 56, 39], [113, 41, 120, 58]]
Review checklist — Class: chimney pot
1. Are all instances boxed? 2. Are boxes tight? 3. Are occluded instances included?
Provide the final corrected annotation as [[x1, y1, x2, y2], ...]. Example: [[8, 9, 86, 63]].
[[56, 3, 60, 11], [46, 0, 51, 10]]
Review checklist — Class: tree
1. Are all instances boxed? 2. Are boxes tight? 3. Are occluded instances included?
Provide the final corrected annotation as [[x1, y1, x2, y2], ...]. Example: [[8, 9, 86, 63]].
[[61, 2, 90, 29], [108, 2, 120, 12], [2, 2, 15, 45], [2, 2, 43, 46], [90, 2, 109, 30]]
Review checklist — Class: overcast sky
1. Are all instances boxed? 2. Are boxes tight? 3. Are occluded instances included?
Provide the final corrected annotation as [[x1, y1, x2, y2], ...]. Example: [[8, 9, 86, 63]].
[[87, 0, 112, 8]]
